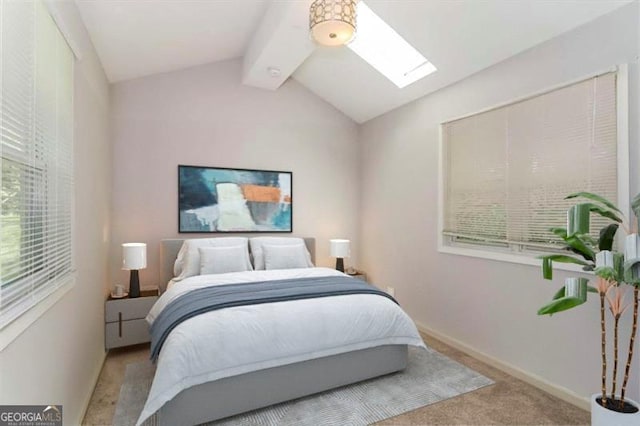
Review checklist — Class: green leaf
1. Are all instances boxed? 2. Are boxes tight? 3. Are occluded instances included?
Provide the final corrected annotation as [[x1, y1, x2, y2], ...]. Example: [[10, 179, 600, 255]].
[[631, 193, 640, 218], [567, 204, 590, 236], [564, 234, 595, 261], [538, 254, 591, 266], [552, 286, 566, 300], [537, 297, 588, 315], [595, 266, 616, 281], [588, 286, 598, 293], [566, 192, 622, 214], [580, 234, 598, 246], [584, 203, 622, 223], [551, 227, 595, 260], [539, 255, 591, 280], [623, 262, 640, 285], [614, 252, 624, 282], [566, 277, 589, 299], [542, 257, 552, 280], [598, 224, 619, 251], [550, 227, 567, 238], [537, 277, 589, 315], [623, 274, 640, 286]]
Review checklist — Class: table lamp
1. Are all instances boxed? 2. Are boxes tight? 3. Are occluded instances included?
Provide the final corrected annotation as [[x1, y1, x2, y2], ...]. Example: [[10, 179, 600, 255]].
[[122, 243, 147, 298], [330, 239, 350, 273]]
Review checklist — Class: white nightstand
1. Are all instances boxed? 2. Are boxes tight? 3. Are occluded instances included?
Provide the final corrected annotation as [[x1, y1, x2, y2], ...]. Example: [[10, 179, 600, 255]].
[[105, 287, 159, 350], [346, 270, 367, 282]]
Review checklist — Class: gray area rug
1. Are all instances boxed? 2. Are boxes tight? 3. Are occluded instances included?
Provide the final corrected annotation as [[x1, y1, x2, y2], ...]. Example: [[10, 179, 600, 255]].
[[113, 347, 493, 426]]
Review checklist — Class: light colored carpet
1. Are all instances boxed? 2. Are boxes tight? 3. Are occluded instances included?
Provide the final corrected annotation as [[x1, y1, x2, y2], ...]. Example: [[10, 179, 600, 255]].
[[113, 346, 494, 426]]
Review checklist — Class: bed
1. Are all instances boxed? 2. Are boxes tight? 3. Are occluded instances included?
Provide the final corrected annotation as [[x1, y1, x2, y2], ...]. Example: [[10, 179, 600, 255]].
[[137, 237, 425, 426]]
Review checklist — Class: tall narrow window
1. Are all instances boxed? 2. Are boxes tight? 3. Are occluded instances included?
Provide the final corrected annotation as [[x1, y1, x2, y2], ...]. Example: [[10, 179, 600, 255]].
[[1, 0, 74, 329], [441, 72, 618, 253]]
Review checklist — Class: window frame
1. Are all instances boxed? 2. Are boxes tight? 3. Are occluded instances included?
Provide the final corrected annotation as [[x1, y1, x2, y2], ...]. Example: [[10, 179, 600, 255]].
[[0, 0, 77, 351], [437, 64, 629, 269]]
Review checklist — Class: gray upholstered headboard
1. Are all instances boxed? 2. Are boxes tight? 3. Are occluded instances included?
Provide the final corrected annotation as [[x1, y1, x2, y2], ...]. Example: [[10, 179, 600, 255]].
[[159, 237, 316, 292]]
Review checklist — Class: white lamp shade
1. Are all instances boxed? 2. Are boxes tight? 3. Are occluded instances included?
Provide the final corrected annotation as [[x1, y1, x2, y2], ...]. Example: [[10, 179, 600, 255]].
[[122, 243, 147, 270], [330, 239, 350, 258]]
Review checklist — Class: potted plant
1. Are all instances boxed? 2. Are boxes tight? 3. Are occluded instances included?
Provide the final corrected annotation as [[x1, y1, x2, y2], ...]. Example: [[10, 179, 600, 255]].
[[537, 192, 639, 425]]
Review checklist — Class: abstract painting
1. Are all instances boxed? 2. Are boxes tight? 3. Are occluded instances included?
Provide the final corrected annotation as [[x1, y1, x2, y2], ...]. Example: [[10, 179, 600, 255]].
[[178, 165, 292, 233]]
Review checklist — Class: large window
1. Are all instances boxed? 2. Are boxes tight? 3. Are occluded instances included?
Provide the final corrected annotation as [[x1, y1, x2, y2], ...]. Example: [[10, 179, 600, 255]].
[[440, 71, 620, 258], [1, 0, 74, 329]]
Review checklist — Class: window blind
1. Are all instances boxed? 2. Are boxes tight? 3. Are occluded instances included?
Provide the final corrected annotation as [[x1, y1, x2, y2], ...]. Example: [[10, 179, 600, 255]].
[[1, 0, 74, 329], [443, 72, 617, 251]]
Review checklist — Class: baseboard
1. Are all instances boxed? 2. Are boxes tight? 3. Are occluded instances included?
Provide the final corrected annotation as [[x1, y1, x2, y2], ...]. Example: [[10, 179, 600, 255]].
[[414, 320, 590, 412], [76, 348, 108, 425]]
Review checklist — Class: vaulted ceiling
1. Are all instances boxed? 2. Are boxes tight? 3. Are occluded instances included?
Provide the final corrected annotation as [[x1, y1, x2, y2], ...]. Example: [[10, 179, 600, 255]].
[[75, 0, 631, 123]]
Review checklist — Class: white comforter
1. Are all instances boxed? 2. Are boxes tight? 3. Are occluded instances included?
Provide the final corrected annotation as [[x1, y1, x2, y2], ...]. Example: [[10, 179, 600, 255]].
[[137, 267, 425, 425]]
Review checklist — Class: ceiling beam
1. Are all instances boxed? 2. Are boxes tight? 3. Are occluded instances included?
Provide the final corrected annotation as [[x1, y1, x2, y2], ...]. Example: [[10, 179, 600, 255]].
[[242, 1, 316, 91]]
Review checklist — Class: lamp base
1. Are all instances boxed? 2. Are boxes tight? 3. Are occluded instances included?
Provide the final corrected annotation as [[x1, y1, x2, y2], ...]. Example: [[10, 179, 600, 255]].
[[335, 258, 344, 273], [129, 270, 140, 298]]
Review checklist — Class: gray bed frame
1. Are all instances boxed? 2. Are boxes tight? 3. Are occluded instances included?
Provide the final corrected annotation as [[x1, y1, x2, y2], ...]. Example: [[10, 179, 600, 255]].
[[156, 238, 409, 426]]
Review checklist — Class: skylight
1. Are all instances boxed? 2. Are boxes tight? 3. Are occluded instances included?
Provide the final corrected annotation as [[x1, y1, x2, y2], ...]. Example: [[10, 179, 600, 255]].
[[348, 1, 436, 88]]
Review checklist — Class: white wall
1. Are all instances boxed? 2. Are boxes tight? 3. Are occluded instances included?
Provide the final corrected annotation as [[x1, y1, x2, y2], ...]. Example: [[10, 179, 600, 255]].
[[110, 59, 360, 288], [359, 2, 640, 403], [0, 2, 111, 425]]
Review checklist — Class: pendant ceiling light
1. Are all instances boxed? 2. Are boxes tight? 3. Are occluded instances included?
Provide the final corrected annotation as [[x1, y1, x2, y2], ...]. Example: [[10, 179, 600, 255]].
[[309, 0, 357, 47]]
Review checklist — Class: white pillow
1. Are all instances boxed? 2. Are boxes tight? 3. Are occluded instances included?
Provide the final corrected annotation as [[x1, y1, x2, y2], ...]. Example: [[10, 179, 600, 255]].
[[174, 242, 187, 276], [263, 244, 311, 270], [174, 237, 251, 281], [199, 246, 253, 275], [250, 237, 313, 270]]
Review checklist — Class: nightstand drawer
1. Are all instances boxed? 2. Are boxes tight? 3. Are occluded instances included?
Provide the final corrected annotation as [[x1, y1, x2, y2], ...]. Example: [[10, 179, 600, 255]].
[[105, 296, 158, 322], [105, 319, 150, 349]]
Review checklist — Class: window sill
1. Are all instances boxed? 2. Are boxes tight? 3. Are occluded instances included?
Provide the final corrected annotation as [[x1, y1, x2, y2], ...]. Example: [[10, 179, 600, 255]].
[[0, 279, 75, 352], [438, 244, 592, 276]]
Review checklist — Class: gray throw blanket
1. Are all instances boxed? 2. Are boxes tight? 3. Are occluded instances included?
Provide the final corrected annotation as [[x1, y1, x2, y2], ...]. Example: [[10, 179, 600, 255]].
[[149, 276, 397, 362]]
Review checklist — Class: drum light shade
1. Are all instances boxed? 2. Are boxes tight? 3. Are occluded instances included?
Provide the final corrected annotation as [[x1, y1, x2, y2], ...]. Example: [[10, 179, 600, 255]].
[[310, 0, 357, 46]]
